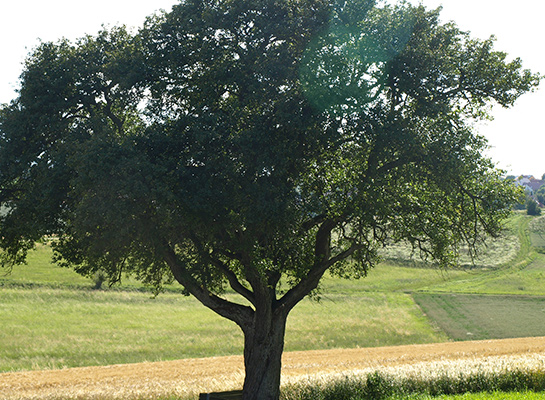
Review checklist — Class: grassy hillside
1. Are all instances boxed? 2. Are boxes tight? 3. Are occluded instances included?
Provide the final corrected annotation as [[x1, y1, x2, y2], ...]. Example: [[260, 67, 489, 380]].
[[1, 213, 544, 373], [415, 215, 544, 295]]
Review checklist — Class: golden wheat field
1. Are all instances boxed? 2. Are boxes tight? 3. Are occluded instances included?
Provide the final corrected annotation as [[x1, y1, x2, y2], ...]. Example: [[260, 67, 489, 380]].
[[1, 337, 545, 400]]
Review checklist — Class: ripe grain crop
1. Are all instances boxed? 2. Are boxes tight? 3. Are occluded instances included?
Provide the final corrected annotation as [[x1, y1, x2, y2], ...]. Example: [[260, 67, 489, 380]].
[[1, 337, 544, 400]]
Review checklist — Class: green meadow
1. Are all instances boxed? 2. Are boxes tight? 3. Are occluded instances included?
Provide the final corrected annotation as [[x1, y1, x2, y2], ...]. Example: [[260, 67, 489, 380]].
[[1, 213, 545, 373]]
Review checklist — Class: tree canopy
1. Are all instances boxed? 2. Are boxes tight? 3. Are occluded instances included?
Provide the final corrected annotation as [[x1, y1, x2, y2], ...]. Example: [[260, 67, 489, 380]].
[[536, 185, 545, 206], [0, 1, 540, 399]]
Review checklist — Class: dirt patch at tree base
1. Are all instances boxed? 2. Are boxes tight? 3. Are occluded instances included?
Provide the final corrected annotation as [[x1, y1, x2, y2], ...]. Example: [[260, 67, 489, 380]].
[[1, 337, 545, 399]]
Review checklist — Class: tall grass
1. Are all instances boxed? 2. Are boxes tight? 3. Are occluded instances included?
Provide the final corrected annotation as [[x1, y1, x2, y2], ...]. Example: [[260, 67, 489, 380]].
[[280, 371, 545, 399], [397, 393, 545, 400], [280, 355, 545, 400]]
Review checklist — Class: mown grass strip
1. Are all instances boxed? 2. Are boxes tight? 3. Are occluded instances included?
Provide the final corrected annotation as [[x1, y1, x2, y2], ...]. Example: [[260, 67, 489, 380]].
[[411, 293, 545, 341]]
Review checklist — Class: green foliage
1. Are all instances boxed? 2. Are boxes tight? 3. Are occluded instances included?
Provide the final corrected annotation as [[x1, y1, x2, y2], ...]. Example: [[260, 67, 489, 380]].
[[535, 185, 545, 206], [1, 0, 537, 310], [526, 199, 541, 216]]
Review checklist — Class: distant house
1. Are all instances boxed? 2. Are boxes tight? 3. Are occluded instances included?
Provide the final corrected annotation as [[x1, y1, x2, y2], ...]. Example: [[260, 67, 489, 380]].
[[527, 180, 545, 194], [515, 175, 545, 195], [515, 175, 545, 208], [516, 175, 533, 186]]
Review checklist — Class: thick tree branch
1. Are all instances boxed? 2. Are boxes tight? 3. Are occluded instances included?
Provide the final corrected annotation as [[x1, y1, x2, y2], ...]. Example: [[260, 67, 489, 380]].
[[277, 241, 366, 314], [275, 218, 341, 312], [209, 254, 256, 305], [161, 241, 253, 327], [300, 214, 326, 233], [186, 232, 256, 304], [102, 89, 125, 135]]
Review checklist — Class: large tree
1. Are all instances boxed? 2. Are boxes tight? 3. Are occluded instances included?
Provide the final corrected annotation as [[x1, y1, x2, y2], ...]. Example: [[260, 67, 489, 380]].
[[0, 1, 540, 399]]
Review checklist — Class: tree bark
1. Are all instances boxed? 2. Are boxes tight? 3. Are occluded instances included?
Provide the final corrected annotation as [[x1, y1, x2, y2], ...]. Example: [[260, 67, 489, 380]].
[[240, 308, 288, 400]]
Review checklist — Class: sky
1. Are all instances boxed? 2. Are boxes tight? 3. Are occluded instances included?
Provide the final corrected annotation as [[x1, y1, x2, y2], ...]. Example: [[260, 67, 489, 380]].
[[1, 0, 543, 178]]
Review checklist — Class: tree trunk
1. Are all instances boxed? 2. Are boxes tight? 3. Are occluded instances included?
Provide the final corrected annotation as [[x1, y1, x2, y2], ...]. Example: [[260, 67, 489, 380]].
[[240, 310, 287, 400]]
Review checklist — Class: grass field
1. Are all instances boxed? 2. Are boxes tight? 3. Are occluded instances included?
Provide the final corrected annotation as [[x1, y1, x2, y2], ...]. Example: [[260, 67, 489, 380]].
[[1, 213, 545, 374], [0, 287, 245, 371], [0, 284, 449, 372]]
